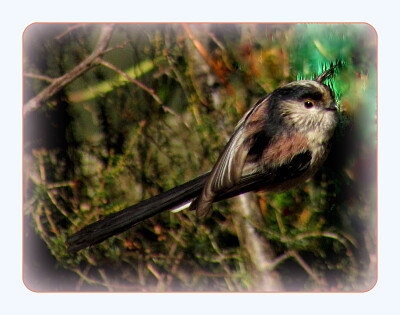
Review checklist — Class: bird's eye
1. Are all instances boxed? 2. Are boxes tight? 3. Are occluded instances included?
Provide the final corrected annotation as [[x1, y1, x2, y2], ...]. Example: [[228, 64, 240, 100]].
[[304, 100, 314, 108]]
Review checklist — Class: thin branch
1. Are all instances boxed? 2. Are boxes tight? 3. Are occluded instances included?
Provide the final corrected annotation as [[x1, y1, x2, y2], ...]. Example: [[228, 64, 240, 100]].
[[161, 105, 191, 129], [292, 231, 354, 248], [268, 251, 292, 270], [44, 207, 59, 235], [74, 264, 91, 290], [182, 24, 234, 95], [24, 72, 54, 83], [147, 261, 166, 291], [289, 250, 328, 288], [24, 24, 115, 116], [98, 268, 114, 292], [55, 24, 85, 40], [72, 268, 109, 288], [98, 58, 162, 104], [47, 181, 75, 189], [46, 190, 74, 223]]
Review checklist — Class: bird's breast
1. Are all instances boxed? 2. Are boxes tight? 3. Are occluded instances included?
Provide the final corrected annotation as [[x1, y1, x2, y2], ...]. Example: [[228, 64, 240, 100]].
[[262, 133, 310, 168]]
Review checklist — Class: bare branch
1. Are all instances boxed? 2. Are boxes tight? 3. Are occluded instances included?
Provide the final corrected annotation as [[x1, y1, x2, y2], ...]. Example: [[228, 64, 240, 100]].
[[55, 24, 84, 40], [290, 250, 328, 288], [269, 251, 292, 270], [23, 24, 115, 116], [182, 24, 234, 95], [232, 194, 283, 291], [99, 58, 162, 104], [24, 72, 54, 83]]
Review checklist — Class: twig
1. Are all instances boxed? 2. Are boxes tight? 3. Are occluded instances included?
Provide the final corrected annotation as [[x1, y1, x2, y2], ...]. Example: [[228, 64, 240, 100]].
[[161, 105, 191, 129], [46, 190, 74, 223], [182, 24, 234, 95], [98, 268, 114, 292], [47, 181, 75, 189], [55, 24, 84, 40], [31, 150, 75, 223], [24, 72, 54, 83], [268, 251, 292, 270], [24, 24, 115, 116], [75, 264, 91, 290], [292, 231, 354, 247], [147, 261, 166, 291], [72, 268, 109, 287], [44, 206, 59, 235], [98, 58, 162, 104], [289, 250, 327, 287]]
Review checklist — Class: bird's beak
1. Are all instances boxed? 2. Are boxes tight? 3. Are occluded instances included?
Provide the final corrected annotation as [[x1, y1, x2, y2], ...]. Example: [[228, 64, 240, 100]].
[[326, 103, 338, 111]]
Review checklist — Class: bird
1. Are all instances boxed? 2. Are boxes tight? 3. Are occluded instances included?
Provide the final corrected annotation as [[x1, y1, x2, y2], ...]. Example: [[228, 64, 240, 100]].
[[67, 67, 339, 253]]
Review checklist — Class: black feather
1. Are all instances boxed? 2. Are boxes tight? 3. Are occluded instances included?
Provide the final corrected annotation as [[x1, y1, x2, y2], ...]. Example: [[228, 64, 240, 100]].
[[216, 151, 312, 200], [67, 173, 209, 252], [67, 151, 312, 252]]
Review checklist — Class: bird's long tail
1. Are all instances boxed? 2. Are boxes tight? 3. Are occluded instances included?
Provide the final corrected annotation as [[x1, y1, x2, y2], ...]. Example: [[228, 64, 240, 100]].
[[66, 173, 209, 252]]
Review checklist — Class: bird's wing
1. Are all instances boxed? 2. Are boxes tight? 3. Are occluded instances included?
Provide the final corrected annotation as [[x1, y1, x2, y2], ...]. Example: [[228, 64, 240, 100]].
[[192, 95, 272, 217], [215, 150, 313, 202]]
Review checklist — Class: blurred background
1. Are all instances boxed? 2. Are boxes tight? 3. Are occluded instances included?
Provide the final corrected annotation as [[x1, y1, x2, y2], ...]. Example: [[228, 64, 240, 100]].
[[23, 23, 376, 292]]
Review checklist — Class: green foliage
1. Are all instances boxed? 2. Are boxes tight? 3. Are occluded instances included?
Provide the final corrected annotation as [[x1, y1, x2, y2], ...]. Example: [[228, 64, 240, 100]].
[[24, 23, 376, 292]]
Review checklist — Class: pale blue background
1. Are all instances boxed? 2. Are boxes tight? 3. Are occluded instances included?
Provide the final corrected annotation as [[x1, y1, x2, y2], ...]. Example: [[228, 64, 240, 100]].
[[1, 1, 396, 314]]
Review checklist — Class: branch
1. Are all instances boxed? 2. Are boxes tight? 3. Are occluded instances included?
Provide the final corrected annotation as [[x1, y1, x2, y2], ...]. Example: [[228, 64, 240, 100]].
[[182, 24, 234, 95], [55, 24, 85, 40], [99, 58, 162, 104], [232, 194, 283, 291], [24, 72, 54, 83], [289, 250, 328, 288], [23, 24, 115, 116]]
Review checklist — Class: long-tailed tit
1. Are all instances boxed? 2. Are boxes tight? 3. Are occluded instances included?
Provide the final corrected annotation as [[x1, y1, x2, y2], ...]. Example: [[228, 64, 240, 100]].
[[67, 68, 339, 252]]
